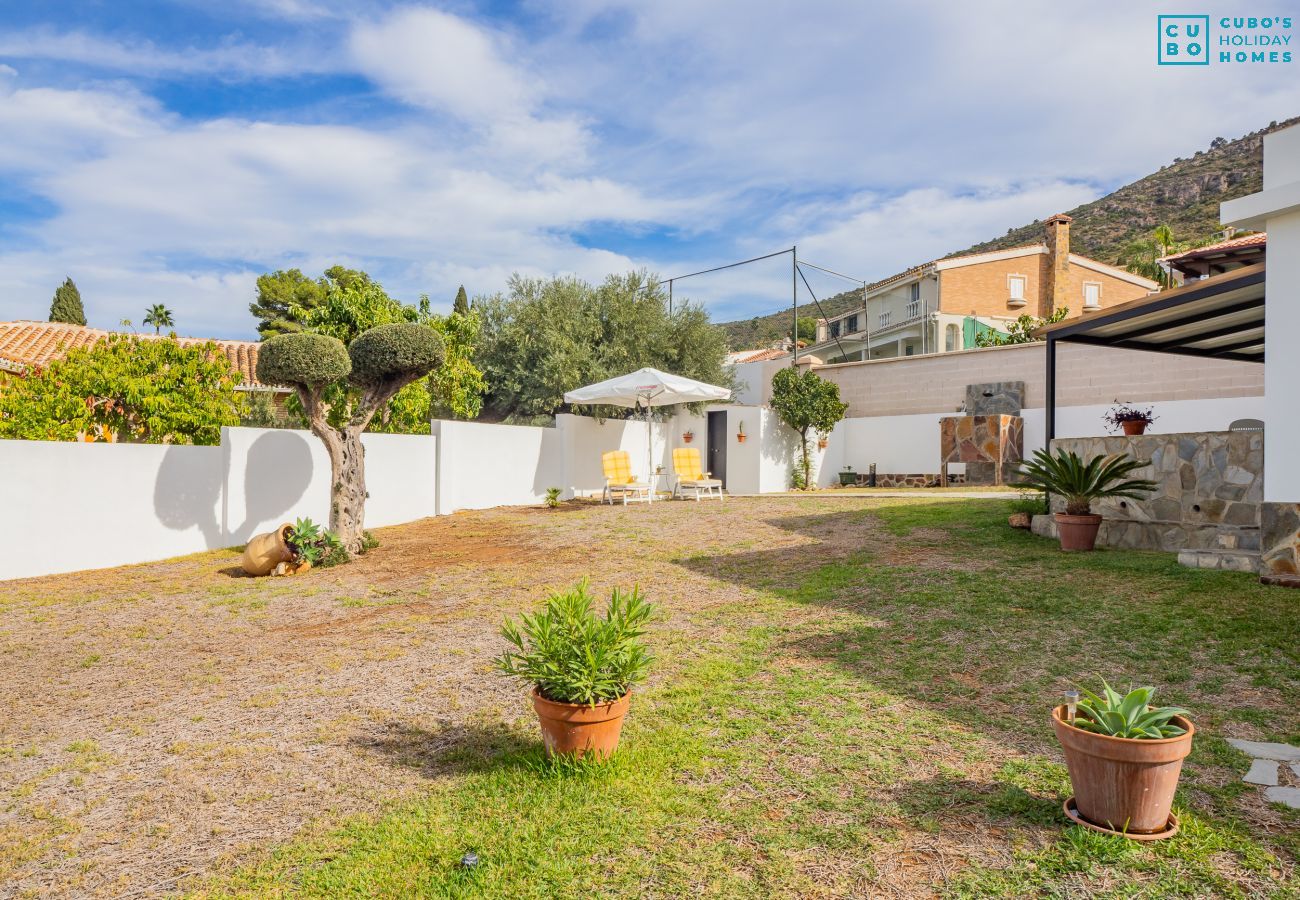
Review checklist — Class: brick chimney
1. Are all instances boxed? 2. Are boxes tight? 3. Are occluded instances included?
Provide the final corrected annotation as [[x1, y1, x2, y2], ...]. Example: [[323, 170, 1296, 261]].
[[1043, 213, 1072, 317]]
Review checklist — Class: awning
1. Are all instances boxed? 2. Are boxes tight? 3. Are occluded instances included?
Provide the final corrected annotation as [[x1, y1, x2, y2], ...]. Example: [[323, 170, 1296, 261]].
[[1035, 265, 1265, 362], [1036, 265, 1265, 442]]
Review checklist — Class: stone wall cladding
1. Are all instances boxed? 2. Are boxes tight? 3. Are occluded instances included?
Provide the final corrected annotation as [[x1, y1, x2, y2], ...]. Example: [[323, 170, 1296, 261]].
[[940, 414, 1023, 484], [966, 381, 1025, 416], [814, 342, 1263, 419], [1047, 431, 1263, 552], [1259, 502, 1300, 585]]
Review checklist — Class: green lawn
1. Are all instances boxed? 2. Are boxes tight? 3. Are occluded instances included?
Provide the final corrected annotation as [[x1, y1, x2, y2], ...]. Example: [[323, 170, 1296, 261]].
[[193, 500, 1299, 898]]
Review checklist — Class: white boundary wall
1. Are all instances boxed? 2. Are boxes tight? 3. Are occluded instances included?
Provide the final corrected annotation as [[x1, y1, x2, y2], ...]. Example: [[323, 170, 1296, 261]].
[[1, 427, 436, 581]]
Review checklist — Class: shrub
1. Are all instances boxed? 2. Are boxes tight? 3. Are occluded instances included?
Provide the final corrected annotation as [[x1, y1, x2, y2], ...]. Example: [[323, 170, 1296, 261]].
[[545, 487, 562, 508], [1068, 680, 1189, 740], [257, 333, 351, 387], [285, 517, 343, 567], [495, 580, 654, 705], [348, 322, 445, 385]]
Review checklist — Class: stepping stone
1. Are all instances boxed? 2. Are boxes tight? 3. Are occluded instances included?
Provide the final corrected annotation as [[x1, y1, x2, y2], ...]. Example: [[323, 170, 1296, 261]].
[[1244, 759, 1279, 786], [1264, 786, 1300, 810], [1227, 739, 1300, 762]]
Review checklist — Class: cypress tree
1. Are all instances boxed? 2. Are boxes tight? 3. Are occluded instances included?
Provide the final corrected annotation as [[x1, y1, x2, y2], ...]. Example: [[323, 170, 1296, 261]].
[[453, 285, 470, 315], [49, 277, 87, 326]]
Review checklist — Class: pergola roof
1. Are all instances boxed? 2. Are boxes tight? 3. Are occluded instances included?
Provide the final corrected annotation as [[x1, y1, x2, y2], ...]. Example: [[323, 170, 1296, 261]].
[[1036, 264, 1266, 363]]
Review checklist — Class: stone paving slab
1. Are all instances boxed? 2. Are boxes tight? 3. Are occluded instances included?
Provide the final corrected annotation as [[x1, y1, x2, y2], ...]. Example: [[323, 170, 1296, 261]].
[[1228, 739, 1300, 761], [1264, 786, 1300, 810], [1244, 759, 1280, 786]]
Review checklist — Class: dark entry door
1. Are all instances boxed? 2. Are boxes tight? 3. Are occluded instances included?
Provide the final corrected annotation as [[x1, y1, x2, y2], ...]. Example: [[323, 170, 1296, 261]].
[[706, 411, 727, 490]]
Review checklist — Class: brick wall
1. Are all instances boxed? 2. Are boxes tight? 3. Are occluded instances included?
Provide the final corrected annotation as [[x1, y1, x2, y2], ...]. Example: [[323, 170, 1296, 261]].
[[812, 342, 1263, 418]]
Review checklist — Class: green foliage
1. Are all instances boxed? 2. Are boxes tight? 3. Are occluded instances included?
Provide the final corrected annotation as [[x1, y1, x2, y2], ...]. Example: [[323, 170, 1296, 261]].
[[1013, 448, 1157, 516], [789, 465, 809, 491], [427, 308, 486, 421], [239, 390, 292, 429], [453, 285, 470, 315], [1070, 680, 1189, 740], [545, 487, 562, 508], [143, 303, 174, 335], [974, 307, 1068, 347], [285, 517, 343, 567], [476, 271, 732, 421], [257, 332, 351, 387], [1009, 491, 1047, 516], [349, 322, 445, 386], [495, 580, 655, 705], [793, 316, 818, 343], [0, 335, 241, 444], [250, 266, 372, 338], [48, 277, 86, 326], [770, 367, 847, 491]]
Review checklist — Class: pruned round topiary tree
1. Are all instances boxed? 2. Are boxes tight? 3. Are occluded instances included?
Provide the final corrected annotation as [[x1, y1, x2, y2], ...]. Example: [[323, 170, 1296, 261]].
[[257, 323, 445, 553]]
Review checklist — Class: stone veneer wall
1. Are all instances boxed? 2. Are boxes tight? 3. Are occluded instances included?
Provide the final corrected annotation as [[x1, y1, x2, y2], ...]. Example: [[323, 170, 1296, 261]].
[[940, 414, 1023, 485], [1037, 431, 1263, 552]]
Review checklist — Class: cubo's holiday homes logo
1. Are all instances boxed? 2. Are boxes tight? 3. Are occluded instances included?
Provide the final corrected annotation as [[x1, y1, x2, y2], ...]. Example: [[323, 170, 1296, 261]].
[[1158, 14, 1293, 65]]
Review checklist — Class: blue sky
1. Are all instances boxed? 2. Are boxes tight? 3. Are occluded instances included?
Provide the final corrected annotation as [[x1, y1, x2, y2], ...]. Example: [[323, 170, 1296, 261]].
[[0, 1, 1297, 339]]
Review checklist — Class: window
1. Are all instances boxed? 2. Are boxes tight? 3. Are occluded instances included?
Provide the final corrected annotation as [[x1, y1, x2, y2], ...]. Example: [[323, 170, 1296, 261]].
[[905, 282, 921, 319], [1083, 282, 1102, 310], [1008, 274, 1027, 307], [945, 323, 959, 352], [829, 320, 841, 338], [845, 314, 859, 333], [909, 282, 920, 302]]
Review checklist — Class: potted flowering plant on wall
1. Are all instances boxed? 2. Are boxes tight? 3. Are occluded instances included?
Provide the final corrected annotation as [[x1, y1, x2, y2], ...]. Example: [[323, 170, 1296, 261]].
[[1104, 401, 1158, 436], [736, 421, 747, 443], [1053, 680, 1192, 839], [1014, 449, 1156, 551], [496, 580, 654, 760], [682, 429, 694, 444]]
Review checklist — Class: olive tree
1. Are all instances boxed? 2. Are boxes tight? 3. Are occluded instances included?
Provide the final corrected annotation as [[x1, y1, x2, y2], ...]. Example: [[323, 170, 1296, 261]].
[[769, 367, 848, 491], [256, 323, 445, 552]]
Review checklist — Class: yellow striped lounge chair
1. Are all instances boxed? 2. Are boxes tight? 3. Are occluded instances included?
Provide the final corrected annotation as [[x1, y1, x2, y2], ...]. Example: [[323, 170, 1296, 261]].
[[671, 447, 723, 502], [601, 450, 652, 505]]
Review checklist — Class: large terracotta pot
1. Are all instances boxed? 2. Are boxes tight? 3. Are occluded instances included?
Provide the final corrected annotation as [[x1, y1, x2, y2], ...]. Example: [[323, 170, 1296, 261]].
[[241, 523, 294, 576], [1055, 513, 1102, 551], [531, 688, 630, 760], [1052, 705, 1192, 836], [1121, 420, 1149, 436]]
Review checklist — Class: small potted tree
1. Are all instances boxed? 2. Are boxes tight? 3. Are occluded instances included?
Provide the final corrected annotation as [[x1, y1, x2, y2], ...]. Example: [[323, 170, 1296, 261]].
[[1053, 681, 1192, 839], [1104, 401, 1158, 436], [1014, 449, 1156, 551], [496, 581, 654, 760]]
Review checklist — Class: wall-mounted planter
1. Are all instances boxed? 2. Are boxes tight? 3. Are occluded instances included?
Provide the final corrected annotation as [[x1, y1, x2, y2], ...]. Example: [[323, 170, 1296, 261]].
[[736, 433, 747, 443], [683, 433, 694, 444], [1121, 420, 1150, 436], [817, 438, 829, 450]]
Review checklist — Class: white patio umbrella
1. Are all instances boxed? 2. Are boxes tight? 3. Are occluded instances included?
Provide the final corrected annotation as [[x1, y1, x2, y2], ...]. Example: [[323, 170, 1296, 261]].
[[564, 367, 731, 494]]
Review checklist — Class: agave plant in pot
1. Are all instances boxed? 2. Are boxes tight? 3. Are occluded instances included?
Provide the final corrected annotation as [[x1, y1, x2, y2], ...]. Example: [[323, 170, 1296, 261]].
[[1053, 681, 1192, 839], [496, 580, 654, 760], [1014, 449, 1156, 551]]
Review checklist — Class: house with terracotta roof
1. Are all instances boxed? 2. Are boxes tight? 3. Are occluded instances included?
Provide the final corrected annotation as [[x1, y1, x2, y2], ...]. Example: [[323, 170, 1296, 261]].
[[1161, 231, 1265, 284], [0, 320, 284, 396], [807, 215, 1159, 363]]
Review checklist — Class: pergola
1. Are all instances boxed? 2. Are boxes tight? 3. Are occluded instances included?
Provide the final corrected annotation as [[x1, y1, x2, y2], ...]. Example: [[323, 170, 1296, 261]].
[[1036, 264, 1266, 442]]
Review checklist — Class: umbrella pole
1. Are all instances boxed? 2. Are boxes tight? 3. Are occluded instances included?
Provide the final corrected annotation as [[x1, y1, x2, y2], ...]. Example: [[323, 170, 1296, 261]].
[[645, 400, 653, 503]]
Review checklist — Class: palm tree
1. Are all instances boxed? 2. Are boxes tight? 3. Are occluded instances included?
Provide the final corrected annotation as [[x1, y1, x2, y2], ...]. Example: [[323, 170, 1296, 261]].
[[143, 304, 175, 335]]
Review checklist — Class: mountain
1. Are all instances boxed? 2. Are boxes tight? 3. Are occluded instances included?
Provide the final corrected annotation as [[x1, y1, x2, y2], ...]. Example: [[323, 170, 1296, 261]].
[[718, 116, 1297, 350]]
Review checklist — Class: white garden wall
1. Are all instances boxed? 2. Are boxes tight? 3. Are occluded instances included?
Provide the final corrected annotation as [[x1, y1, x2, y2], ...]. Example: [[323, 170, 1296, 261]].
[[0, 426, 437, 581], [431, 420, 563, 513]]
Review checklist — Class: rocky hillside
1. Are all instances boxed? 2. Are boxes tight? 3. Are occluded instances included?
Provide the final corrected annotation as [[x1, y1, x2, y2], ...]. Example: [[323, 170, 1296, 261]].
[[720, 116, 1296, 350]]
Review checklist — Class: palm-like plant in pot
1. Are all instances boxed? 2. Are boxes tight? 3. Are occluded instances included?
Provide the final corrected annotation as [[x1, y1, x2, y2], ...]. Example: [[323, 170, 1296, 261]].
[[1053, 681, 1192, 839], [496, 580, 654, 759], [1014, 449, 1156, 551]]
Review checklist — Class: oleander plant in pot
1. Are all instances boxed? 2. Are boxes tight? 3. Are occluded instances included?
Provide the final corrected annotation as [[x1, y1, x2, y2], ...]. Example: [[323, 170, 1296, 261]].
[[1052, 681, 1193, 839], [1014, 449, 1156, 551], [496, 580, 654, 760]]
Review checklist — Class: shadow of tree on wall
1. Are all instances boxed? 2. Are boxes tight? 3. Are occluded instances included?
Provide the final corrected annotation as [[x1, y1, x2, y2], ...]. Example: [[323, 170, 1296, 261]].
[[153, 429, 316, 550]]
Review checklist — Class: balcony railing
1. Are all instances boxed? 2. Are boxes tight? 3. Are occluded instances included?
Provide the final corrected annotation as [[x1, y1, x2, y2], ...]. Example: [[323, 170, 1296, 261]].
[[905, 299, 921, 319]]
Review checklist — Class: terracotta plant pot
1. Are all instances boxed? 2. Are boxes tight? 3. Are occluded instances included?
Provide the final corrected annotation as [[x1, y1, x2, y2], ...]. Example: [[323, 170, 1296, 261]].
[[683, 434, 693, 443], [1121, 420, 1149, 436], [1055, 513, 1102, 551], [1008, 512, 1032, 529], [241, 523, 294, 576], [817, 439, 829, 449], [737, 434, 747, 443], [1052, 705, 1193, 837], [531, 688, 630, 759]]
